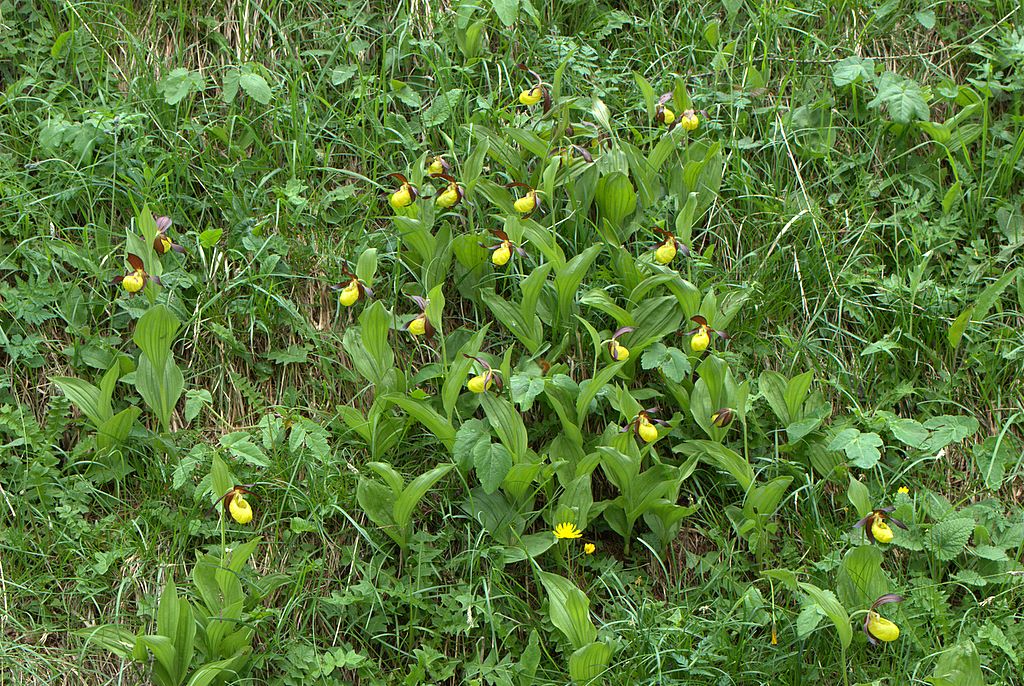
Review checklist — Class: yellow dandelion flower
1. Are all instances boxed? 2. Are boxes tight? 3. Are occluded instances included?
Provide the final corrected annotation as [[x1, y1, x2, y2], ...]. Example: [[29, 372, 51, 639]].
[[553, 522, 583, 540]]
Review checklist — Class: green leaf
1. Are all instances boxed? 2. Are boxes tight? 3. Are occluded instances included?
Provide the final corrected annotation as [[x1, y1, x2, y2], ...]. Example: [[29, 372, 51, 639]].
[[422, 88, 463, 127], [846, 475, 872, 519], [492, 0, 519, 25], [394, 464, 454, 549], [184, 389, 212, 426], [134, 304, 180, 374], [828, 428, 884, 469], [831, 56, 874, 87], [972, 436, 1014, 491], [356, 478, 397, 543], [926, 641, 985, 686], [867, 72, 930, 123], [568, 641, 614, 683], [798, 583, 851, 649], [238, 72, 272, 104], [888, 417, 929, 449], [480, 393, 529, 461], [219, 432, 269, 467], [96, 407, 141, 450], [927, 518, 974, 561], [575, 362, 625, 426], [452, 419, 490, 474], [836, 545, 890, 610], [948, 305, 974, 349], [640, 343, 692, 383], [474, 441, 512, 494], [52, 376, 104, 427], [922, 415, 979, 452], [539, 572, 596, 650], [157, 67, 205, 105], [674, 440, 753, 490]]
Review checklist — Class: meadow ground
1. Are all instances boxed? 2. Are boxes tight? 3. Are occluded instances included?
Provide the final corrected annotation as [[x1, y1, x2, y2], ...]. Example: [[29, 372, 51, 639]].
[[1, 1, 1023, 684]]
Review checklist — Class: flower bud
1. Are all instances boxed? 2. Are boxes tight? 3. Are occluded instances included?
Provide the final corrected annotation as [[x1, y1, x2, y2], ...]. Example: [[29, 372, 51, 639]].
[[229, 494, 253, 524], [866, 614, 899, 642], [492, 242, 512, 266], [655, 241, 677, 264], [711, 408, 734, 428], [519, 87, 543, 106]]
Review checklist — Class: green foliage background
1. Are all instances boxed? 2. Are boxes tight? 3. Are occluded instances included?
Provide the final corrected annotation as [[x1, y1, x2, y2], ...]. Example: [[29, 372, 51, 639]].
[[1, 0, 1023, 684]]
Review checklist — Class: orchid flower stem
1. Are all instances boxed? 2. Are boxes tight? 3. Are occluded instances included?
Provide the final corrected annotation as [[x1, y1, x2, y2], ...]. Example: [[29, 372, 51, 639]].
[[840, 644, 849, 686]]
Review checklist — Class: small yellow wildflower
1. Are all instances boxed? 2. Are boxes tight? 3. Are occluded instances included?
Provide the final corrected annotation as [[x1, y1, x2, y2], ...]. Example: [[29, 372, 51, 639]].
[[584, 543, 596, 555], [553, 522, 583, 540], [897, 486, 910, 495]]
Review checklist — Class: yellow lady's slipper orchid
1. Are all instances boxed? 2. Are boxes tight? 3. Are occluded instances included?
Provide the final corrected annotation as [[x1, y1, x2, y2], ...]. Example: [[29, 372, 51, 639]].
[[339, 281, 360, 307], [408, 315, 427, 336], [513, 190, 539, 214], [113, 254, 157, 295], [607, 326, 633, 362], [661, 107, 676, 125], [467, 374, 493, 394], [390, 184, 414, 209], [655, 241, 677, 264], [855, 507, 908, 544], [482, 230, 525, 266], [637, 416, 659, 443], [680, 109, 699, 131], [691, 327, 710, 352], [434, 176, 463, 209], [686, 315, 724, 353], [711, 408, 735, 428], [152, 216, 185, 255], [628, 407, 667, 443], [388, 173, 418, 210], [229, 494, 253, 524], [871, 519, 894, 543], [867, 614, 899, 642], [863, 594, 904, 645], [214, 485, 255, 525], [553, 522, 583, 539], [519, 87, 543, 106], [427, 155, 450, 176], [492, 242, 512, 266], [122, 270, 146, 293]]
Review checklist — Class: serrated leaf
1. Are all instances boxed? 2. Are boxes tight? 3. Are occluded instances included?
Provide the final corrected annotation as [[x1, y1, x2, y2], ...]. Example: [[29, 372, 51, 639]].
[[927, 518, 973, 561], [238, 72, 272, 104], [867, 73, 930, 123], [422, 88, 463, 128]]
